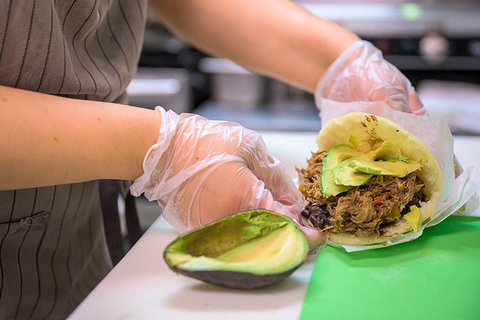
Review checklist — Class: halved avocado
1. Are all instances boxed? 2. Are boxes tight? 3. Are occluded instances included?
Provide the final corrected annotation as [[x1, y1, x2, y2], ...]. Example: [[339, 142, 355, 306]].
[[163, 209, 308, 289]]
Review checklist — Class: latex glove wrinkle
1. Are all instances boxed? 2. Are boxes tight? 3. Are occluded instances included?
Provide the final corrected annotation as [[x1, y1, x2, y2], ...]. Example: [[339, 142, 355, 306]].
[[130, 107, 325, 250], [316, 40, 426, 115]]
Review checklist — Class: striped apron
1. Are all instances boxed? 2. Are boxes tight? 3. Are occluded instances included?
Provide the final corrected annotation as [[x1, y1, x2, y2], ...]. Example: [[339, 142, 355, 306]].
[[0, 0, 147, 318]]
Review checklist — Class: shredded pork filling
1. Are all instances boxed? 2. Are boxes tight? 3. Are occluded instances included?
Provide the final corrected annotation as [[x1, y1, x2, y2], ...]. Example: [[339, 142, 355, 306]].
[[297, 151, 425, 236]]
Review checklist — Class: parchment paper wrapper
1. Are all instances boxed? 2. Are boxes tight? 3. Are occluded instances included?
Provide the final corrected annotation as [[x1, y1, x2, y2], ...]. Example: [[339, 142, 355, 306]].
[[316, 99, 480, 252]]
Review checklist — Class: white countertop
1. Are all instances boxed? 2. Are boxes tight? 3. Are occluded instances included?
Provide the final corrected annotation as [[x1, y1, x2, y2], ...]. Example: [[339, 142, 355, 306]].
[[68, 132, 480, 320]]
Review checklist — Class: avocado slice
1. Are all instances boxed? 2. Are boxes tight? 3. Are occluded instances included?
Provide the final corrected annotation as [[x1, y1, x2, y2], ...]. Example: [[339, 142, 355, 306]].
[[404, 205, 421, 232], [349, 159, 422, 177], [163, 210, 308, 289], [367, 140, 403, 161], [332, 159, 373, 186], [330, 140, 419, 186], [331, 152, 373, 187], [321, 145, 363, 197]]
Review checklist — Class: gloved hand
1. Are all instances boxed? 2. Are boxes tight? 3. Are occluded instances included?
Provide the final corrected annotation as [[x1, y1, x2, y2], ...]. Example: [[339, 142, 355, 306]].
[[316, 40, 426, 115], [130, 107, 325, 251]]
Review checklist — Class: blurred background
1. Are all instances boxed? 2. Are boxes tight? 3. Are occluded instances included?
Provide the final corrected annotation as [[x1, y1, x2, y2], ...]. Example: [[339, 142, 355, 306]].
[[128, 0, 480, 136], [127, 0, 480, 240]]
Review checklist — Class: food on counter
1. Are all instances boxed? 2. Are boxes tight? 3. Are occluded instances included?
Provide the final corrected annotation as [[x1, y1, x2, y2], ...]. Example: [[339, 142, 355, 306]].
[[163, 209, 308, 289], [297, 112, 443, 246]]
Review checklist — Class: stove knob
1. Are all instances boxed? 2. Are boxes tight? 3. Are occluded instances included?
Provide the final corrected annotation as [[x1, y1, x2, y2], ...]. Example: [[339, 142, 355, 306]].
[[469, 40, 480, 57], [419, 32, 449, 65]]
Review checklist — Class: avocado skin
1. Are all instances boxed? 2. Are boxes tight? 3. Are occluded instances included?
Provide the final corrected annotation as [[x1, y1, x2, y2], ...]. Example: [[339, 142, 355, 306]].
[[174, 265, 302, 289]]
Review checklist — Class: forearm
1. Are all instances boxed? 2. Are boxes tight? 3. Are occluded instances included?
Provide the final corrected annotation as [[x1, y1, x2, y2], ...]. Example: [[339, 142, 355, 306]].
[[150, 0, 359, 92], [0, 86, 160, 190]]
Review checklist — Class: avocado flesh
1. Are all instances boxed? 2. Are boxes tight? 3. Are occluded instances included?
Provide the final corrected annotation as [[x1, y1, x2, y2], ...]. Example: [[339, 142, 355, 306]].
[[173, 224, 304, 274], [163, 210, 308, 289], [367, 140, 403, 161], [324, 141, 422, 195], [321, 145, 363, 197], [404, 205, 421, 232], [332, 154, 373, 187], [349, 159, 422, 177], [333, 165, 372, 186]]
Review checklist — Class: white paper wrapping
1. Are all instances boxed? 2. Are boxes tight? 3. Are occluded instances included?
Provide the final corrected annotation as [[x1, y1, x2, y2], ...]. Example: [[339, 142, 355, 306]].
[[316, 99, 480, 252]]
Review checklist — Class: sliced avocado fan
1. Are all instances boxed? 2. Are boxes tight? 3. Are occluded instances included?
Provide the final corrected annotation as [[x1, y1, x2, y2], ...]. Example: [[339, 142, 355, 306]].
[[321, 141, 422, 197]]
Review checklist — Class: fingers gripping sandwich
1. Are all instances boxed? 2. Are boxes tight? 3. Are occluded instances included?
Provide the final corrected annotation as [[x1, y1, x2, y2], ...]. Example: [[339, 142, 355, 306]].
[[297, 112, 443, 245]]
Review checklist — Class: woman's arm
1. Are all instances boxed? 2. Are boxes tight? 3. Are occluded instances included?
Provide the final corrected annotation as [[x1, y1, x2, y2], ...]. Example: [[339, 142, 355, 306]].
[[149, 0, 359, 92], [0, 85, 160, 190]]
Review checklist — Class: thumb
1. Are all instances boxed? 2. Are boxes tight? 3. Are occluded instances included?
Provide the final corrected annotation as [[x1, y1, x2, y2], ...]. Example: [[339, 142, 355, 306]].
[[262, 204, 327, 254], [241, 173, 326, 253], [299, 225, 327, 254], [265, 199, 327, 253], [408, 89, 427, 115]]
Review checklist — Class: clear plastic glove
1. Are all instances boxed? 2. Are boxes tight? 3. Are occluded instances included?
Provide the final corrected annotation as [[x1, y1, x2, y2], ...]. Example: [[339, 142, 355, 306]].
[[316, 40, 426, 115], [130, 107, 325, 251]]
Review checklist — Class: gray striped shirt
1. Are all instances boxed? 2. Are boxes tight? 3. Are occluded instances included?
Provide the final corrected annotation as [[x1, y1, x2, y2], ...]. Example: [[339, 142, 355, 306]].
[[0, 0, 148, 318]]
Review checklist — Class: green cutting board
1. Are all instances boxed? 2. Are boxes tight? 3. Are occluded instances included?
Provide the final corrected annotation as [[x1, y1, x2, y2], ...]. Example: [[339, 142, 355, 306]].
[[300, 216, 480, 320]]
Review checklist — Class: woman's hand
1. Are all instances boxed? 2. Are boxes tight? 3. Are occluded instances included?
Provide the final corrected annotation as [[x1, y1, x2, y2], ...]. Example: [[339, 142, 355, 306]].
[[316, 40, 425, 115], [130, 107, 325, 251]]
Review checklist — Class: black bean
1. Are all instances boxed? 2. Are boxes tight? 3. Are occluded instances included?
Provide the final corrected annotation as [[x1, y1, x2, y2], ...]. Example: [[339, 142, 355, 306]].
[[304, 205, 331, 229]]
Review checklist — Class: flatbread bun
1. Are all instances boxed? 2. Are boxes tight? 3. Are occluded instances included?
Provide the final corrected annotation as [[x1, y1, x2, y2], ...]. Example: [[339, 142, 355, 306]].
[[316, 112, 443, 245]]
